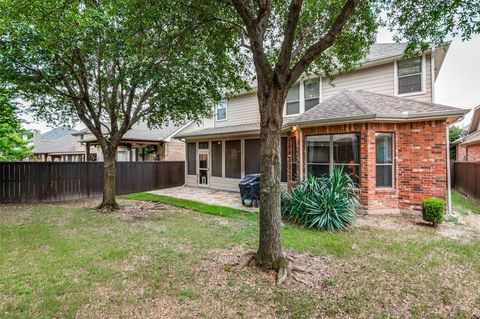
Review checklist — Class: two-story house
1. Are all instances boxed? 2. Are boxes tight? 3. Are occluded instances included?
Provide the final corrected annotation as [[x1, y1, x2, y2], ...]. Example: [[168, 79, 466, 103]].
[[175, 43, 468, 212]]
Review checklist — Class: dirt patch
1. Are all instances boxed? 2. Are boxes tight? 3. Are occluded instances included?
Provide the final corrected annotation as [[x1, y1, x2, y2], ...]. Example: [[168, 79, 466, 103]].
[[355, 212, 480, 240], [105, 200, 168, 222]]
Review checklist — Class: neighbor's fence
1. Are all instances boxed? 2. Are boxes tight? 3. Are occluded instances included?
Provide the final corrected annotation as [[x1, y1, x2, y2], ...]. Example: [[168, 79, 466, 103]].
[[453, 161, 480, 203], [0, 161, 184, 203]]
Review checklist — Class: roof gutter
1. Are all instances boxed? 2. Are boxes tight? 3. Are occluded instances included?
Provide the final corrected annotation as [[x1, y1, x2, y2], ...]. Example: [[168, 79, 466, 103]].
[[288, 110, 468, 128]]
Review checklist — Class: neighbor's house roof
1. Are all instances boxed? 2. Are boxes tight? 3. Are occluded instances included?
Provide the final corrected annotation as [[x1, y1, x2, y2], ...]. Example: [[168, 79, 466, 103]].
[[81, 122, 187, 143], [32, 134, 82, 155], [40, 127, 78, 140], [452, 105, 480, 146], [177, 90, 467, 139], [293, 90, 467, 126]]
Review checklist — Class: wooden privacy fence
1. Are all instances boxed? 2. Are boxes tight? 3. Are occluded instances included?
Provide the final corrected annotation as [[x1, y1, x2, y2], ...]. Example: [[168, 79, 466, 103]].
[[453, 161, 480, 203], [0, 161, 184, 203]]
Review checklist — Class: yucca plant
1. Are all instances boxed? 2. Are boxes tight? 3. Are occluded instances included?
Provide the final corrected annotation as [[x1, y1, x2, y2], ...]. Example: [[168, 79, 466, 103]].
[[281, 168, 359, 231]]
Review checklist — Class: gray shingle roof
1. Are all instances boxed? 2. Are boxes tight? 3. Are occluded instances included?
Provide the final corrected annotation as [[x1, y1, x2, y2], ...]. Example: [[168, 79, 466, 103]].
[[175, 117, 297, 138], [293, 90, 468, 125], [82, 122, 186, 142], [41, 127, 78, 140], [33, 134, 80, 154], [363, 43, 409, 63], [175, 123, 260, 138], [177, 90, 467, 139]]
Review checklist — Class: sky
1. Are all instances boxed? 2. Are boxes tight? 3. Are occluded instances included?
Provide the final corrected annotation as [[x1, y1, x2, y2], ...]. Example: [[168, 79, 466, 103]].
[[22, 27, 480, 133]]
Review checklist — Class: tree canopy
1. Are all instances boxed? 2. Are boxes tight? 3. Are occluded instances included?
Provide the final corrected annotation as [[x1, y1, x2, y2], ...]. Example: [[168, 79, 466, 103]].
[[0, 0, 247, 208], [0, 88, 32, 161]]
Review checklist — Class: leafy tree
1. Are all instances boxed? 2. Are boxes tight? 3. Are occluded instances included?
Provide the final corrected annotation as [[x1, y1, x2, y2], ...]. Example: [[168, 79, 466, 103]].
[[194, 0, 379, 280], [0, 0, 245, 209], [383, 0, 480, 54], [449, 125, 464, 160], [0, 88, 32, 161], [197, 0, 480, 282]]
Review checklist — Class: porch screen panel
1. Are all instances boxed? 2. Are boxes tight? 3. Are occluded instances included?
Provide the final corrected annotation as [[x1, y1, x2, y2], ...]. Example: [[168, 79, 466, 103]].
[[281, 137, 287, 182], [307, 135, 330, 177], [225, 140, 241, 178], [187, 142, 196, 175], [212, 141, 223, 177], [333, 133, 360, 184], [244, 139, 260, 175]]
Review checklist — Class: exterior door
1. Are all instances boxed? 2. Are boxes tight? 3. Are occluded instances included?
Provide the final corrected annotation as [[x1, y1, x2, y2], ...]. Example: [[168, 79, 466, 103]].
[[198, 150, 209, 186]]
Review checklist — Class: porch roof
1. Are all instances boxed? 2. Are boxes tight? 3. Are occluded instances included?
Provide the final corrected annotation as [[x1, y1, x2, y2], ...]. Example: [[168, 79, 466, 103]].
[[176, 90, 468, 139]]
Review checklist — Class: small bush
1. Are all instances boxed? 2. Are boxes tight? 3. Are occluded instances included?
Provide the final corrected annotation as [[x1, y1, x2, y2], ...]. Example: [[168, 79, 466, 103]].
[[281, 168, 359, 231], [422, 198, 444, 227]]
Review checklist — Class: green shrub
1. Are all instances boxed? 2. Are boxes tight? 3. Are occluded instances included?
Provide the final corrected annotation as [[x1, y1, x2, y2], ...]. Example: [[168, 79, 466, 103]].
[[422, 198, 444, 227], [281, 168, 359, 231]]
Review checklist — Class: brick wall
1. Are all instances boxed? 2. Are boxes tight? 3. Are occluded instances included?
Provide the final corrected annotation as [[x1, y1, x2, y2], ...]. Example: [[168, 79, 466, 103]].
[[286, 120, 447, 212], [457, 143, 480, 162], [164, 141, 185, 161], [456, 144, 467, 161]]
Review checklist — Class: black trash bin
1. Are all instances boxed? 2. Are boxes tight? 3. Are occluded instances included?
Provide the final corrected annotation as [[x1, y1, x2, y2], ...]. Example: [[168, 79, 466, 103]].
[[239, 174, 261, 207]]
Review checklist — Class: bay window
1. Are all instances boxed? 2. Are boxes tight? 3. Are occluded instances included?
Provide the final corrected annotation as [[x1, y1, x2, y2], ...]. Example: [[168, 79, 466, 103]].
[[290, 137, 297, 181], [376, 133, 394, 187], [307, 133, 360, 184]]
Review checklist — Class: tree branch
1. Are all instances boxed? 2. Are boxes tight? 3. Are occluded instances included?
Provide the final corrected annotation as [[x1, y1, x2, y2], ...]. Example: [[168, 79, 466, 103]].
[[275, 0, 303, 77], [288, 0, 358, 86]]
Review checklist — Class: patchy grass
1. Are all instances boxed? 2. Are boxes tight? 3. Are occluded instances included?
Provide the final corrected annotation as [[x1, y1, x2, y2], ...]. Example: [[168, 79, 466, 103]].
[[1, 196, 480, 318], [452, 191, 480, 216]]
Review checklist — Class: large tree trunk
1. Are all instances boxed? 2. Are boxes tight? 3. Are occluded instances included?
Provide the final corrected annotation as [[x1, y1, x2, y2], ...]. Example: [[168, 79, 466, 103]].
[[256, 89, 285, 269], [98, 147, 119, 210]]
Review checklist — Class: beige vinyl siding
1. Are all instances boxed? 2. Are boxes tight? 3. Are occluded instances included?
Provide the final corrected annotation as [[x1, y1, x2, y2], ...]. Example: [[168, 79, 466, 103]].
[[215, 93, 260, 127], [323, 63, 395, 100], [181, 118, 214, 135], [322, 57, 432, 104], [186, 175, 197, 187], [210, 177, 241, 192]]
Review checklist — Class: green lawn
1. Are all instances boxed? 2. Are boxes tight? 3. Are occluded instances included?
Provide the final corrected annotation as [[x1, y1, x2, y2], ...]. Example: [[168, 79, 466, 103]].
[[452, 190, 480, 216], [0, 194, 479, 318]]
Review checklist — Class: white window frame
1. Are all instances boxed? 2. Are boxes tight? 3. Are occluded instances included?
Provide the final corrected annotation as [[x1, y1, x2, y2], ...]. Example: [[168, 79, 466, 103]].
[[375, 132, 395, 189], [216, 100, 227, 121], [394, 55, 427, 97]]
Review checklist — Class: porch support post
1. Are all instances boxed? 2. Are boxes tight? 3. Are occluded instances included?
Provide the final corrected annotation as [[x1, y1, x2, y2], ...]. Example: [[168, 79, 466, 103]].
[[86, 142, 90, 162]]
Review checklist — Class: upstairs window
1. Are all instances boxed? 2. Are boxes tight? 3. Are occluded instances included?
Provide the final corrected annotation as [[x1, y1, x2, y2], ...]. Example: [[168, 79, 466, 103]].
[[216, 100, 227, 121], [304, 79, 320, 111], [286, 84, 300, 115], [397, 57, 422, 94]]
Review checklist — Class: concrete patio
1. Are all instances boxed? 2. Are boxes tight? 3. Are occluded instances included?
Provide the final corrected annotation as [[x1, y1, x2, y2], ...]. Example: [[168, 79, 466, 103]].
[[149, 186, 259, 212]]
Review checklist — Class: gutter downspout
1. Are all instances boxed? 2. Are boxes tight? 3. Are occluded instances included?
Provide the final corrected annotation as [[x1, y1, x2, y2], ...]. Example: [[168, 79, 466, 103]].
[[431, 45, 436, 103], [299, 127, 304, 180], [446, 125, 453, 215]]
